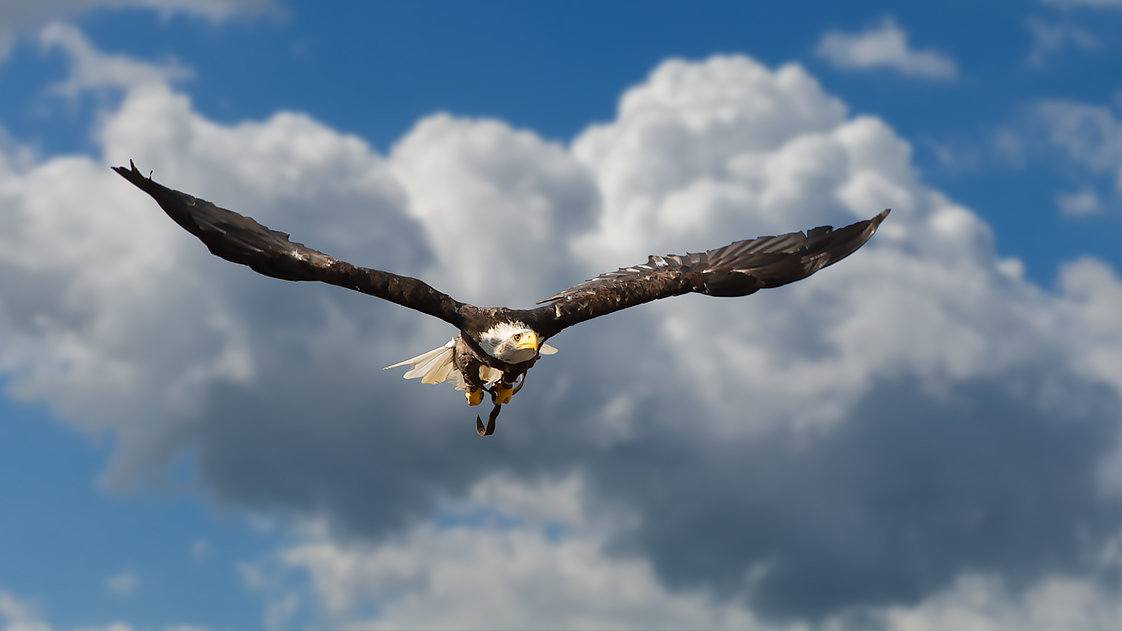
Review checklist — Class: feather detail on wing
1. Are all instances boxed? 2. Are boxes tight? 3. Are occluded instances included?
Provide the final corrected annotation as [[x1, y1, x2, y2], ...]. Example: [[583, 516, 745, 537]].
[[527, 210, 889, 335], [113, 161, 467, 328]]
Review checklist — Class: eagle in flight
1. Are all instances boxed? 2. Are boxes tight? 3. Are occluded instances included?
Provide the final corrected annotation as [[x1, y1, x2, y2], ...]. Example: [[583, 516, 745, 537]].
[[114, 162, 889, 436]]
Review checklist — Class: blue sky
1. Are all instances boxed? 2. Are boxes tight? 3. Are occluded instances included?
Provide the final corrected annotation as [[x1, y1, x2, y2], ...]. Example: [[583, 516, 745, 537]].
[[4, 2, 1121, 284], [3, 1, 1122, 629]]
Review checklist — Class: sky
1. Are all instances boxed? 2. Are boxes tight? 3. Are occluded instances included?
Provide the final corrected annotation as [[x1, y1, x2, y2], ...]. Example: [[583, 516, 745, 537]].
[[3, 1, 1122, 629]]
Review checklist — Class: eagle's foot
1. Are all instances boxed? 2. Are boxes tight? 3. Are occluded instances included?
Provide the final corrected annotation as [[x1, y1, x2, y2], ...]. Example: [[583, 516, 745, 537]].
[[466, 387, 484, 406], [494, 382, 514, 405]]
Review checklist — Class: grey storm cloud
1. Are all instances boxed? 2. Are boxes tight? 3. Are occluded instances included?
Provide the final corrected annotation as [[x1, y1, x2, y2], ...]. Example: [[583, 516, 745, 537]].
[[4, 52, 1122, 626], [604, 373, 1122, 618]]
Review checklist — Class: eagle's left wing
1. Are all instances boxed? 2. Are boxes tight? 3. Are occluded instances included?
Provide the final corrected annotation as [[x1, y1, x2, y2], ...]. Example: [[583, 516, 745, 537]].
[[525, 210, 889, 337], [113, 162, 469, 329]]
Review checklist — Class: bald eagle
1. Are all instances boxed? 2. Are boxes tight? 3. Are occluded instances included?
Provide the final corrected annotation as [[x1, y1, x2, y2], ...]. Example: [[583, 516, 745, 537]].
[[114, 162, 889, 435]]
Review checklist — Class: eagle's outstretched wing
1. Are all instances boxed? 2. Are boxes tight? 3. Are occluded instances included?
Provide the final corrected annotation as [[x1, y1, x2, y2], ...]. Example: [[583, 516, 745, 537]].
[[113, 162, 468, 328], [526, 210, 889, 337]]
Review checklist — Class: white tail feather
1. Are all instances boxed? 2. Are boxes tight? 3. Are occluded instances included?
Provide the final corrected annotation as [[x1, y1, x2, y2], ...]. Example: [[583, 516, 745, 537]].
[[383, 339, 454, 371], [412, 350, 449, 381], [385, 339, 459, 386], [384, 338, 560, 390], [429, 359, 455, 384]]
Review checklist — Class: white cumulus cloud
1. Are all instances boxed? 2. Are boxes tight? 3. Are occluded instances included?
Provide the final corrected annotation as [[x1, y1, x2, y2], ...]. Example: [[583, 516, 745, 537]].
[[814, 17, 958, 79], [4, 33, 1122, 630], [388, 114, 599, 306]]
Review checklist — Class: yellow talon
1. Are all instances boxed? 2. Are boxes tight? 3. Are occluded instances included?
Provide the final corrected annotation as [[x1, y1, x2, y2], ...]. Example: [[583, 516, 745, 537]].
[[495, 382, 514, 405], [466, 388, 483, 406]]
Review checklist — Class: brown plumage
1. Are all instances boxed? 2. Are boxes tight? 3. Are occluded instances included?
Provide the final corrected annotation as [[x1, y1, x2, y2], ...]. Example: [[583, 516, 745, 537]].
[[113, 161, 889, 435]]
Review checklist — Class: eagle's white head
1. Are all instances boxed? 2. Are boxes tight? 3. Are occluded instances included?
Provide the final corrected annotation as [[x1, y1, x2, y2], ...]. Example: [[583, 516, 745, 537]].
[[479, 321, 558, 363]]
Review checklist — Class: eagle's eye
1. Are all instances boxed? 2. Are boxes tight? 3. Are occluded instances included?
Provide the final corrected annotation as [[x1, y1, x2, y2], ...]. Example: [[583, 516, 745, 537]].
[[513, 333, 522, 341]]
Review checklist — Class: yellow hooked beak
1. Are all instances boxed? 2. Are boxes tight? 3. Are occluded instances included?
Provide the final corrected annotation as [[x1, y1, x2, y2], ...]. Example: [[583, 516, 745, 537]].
[[514, 331, 538, 351]]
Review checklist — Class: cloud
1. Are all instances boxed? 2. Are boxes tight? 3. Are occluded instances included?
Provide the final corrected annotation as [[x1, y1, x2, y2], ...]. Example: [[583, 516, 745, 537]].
[[814, 17, 958, 80], [4, 41, 1122, 629], [997, 97, 1122, 215], [875, 572, 1122, 631], [0, 591, 49, 631], [243, 475, 761, 630], [1019, 99, 1122, 213], [1034, 100, 1122, 173], [242, 476, 1122, 630], [388, 114, 599, 306], [1057, 188, 1103, 215], [39, 23, 193, 97], [0, 590, 134, 631], [0, 0, 274, 61], [103, 571, 138, 597], [190, 539, 211, 561], [1043, 0, 1122, 7], [1025, 16, 1100, 66]]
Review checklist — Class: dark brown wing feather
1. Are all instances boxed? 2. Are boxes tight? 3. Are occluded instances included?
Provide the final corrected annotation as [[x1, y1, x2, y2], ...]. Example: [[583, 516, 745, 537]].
[[526, 210, 889, 337], [113, 161, 468, 328]]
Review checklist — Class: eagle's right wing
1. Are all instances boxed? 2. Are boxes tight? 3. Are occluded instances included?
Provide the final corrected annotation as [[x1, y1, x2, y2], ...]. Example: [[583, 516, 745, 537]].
[[527, 210, 889, 337], [114, 162, 468, 328]]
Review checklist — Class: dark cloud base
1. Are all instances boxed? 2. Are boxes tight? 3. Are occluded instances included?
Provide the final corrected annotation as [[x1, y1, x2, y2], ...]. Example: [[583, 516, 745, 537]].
[[187, 317, 1122, 621], [604, 371, 1122, 619]]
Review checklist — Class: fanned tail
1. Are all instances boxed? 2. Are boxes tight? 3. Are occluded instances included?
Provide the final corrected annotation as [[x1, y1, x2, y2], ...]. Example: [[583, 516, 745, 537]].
[[382, 339, 505, 390], [384, 339, 457, 385]]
